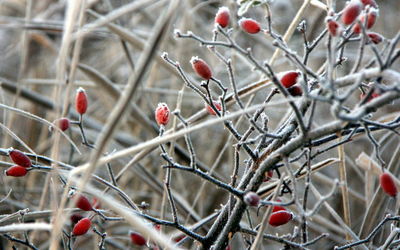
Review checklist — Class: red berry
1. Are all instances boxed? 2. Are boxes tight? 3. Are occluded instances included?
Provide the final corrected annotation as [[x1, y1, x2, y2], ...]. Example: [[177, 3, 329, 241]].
[[380, 172, 397, 197], [215, 7, 230, 28], [5, 166, 28, 177], [190, 57, 213, 80], [72, 218, 91, 236], [70, 214, 84, 224], [76, 195, 93, 211], [54, 117, 70, 131], [75, 87, 88, 115], [326, 18, 342, 37], [367, 32, 383, 44], [130, 232, 146, 246], [365, 9, 378, 28], [353, 9, 378, 34], [263, 170, 273, 182], [360, 0, 377, 8], [239, 18, 261, 34], [9, 148, 31, 168], [205, 101, 222, 116], [280, 71, 300, 88], [288, 85, 303, 97], [244, 192, 260, 207], [155, 103, 170, 126], [269, 210, 293, 227], [341, 1, 362, 25]]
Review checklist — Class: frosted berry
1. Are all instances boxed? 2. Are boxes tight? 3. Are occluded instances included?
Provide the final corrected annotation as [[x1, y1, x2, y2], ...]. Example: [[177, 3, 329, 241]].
[[380, 172, 397, 197], [215, 7, 230, 28], [239, 18, 261, 34], [5, 166, 28, 177], [75, 87, 88, 115], [205, 101, 222, 116], [353, 9, 378, 34], [76, 195, 93, 211], [269, 210, 293, 227], [288, 85, 303, 97], [155, 103, 170, 126], [72, 218, 91, 236], [244, 192, 260, 207], [326, 18, 342, 37], [130, 231, 146, 246], [341, 1, 362, 25], [367, 32, 383, 44], [9, 148, 31, 168], [280, 71, 300, 88], [190, 57, 212, 80]]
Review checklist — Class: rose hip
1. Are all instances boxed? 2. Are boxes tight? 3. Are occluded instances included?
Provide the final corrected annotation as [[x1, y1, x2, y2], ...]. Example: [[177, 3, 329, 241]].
[[9, 148, 31, 168], [72, 218, 91, 236], [155, 103, 170, 126], [288, 85, 303, 97], [76, 195, 93, 211], [75, 87, 88, 115], [130, 231, 146, 246], [215, 7, 230, 28], [367, 32, 383, 44], [239, 18, 261, 34], [269, 210, 293, 227], [244, 192, 260, 207], [190, 56, 212, 80], [5, 166, 28, 177], [341, 1, 362, 25], [326, 18, 342, 37], [380, 172, 397, 197], [280, 71, 300, 88]]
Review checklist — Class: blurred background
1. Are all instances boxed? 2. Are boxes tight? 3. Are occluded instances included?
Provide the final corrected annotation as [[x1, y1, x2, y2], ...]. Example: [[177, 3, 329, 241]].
[[0, 0, 399, 249]]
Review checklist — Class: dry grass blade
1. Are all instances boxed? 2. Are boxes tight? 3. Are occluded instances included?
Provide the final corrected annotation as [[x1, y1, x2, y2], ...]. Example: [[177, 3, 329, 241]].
[[74, 0, 160, 41], [86, 9, 180, 78], [0, 121, 36, 155]]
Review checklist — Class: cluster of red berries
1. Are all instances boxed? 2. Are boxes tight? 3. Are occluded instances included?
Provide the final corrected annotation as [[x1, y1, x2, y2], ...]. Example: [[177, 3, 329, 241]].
[[326, 0, 383, 44], [69, 193, 150, 244], [5, 149, 32, 177], [214, 6, 262, 34], [51, 87, 88, 132], [280, 71, 303, 97], [69, 194, 95, 236]]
